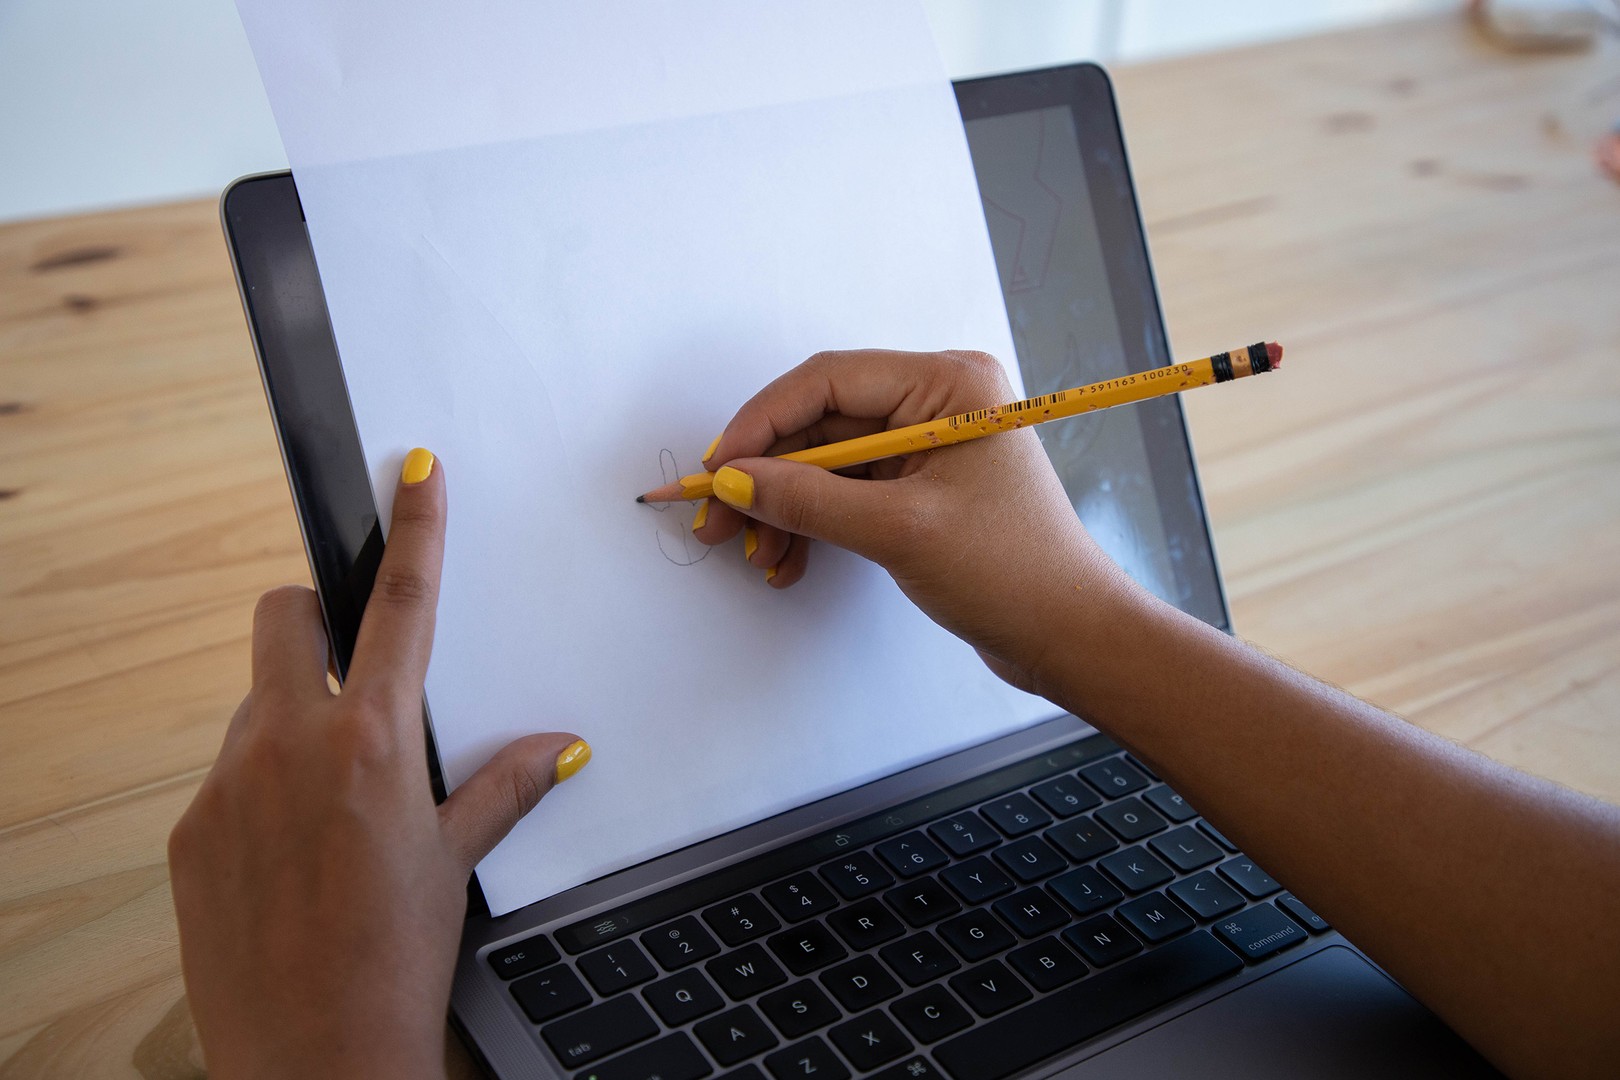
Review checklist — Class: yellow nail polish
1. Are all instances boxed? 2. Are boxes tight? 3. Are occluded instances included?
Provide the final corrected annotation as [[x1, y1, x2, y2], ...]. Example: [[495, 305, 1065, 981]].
[[555, 739, 592, 784], [766, 565, 778, 583], [744, 524, 758, 562], [702, 435, 721, 465], [401, 447, 435, 485], [692, 499, 709, 532], [712, 466, 754, 510]]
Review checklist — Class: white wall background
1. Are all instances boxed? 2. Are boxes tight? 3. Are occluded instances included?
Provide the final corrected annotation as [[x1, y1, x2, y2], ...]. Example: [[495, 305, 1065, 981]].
[[0, 0, 1448, 223]]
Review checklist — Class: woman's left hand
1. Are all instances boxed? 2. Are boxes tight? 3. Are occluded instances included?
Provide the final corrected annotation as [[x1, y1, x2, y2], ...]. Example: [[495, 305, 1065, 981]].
[[168, 448, 589, 1080]]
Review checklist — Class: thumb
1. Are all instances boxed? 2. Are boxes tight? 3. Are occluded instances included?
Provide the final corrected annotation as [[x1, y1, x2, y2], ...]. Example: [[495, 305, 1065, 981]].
[[710, 459, 920, 567], [439, 733, 591, 873]]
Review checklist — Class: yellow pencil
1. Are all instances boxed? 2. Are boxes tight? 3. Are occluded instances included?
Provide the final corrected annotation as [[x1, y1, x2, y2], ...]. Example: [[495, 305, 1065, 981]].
[[637, 342, 1283, 504]]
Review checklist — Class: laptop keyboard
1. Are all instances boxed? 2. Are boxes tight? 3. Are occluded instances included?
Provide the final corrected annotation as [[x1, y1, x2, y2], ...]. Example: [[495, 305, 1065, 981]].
[[485, 740, 1332, 1080]]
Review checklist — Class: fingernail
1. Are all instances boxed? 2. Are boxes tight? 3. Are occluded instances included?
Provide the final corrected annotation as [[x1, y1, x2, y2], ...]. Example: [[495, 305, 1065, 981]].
[[401, 447, 435, 485], [702, 435, 721, 465], [555, 739, 592, 784], [744, 524, 758, 562], [692, 498, 709, 532], [766, 565, 778, 583], [712, 466, 754, 510]]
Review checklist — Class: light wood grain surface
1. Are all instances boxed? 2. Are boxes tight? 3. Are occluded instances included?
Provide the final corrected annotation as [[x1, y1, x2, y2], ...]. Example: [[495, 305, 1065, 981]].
[[2, 15, 1617, 1078]]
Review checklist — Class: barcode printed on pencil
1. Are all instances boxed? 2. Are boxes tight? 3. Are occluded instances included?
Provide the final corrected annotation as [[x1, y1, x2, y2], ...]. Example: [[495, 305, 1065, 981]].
[[949, 390, 1070, 428]]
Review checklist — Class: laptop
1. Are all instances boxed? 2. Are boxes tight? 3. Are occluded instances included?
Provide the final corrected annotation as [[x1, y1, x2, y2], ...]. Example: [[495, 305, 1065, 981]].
[[222, 63, 1496, 1080]]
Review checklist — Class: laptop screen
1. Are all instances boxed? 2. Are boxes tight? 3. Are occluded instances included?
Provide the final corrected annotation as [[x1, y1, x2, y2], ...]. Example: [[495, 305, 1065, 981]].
[[228, 74, 1229, 724], [228, 62, 1232, 925], [963, 96, 1227, 630]]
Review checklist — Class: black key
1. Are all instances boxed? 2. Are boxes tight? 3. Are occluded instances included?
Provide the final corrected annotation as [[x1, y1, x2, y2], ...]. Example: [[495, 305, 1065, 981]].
[[1124, 754, 1160, 781], [1213, 903, 1308, 963], [543, 996, 659, 1069], [1279, 893, 1331, 933], [1098, 846, 1175, 894], [884, 876, 962, 927], [1095, 797, 1167, 842], [1063, 915, 1141, 966], [696, 1005, 781, 1066], [769, 921, 848, 976], [940, 857, 1014, 905], [1142, 784, 1197, 823], [644, 969, 725, 1026], [980, 794, 1052, 837], [707, 943, 789, 1000], [929, 812, 997, 857], [578, 942, 658, 995], [820, 954, 901, 1011], [875, 1058, 948, 1080], [488, 933, 560, 980], [644, 916, 722, 971], [993, 888, 1069, 937], [876, 832, 950, 877], [763, 1037, 849, 1080], [1049, 866, 1122, 917], [949, 960, 1033, 1018], [1029, 776, 1101, 818], [1043, 816, 1118, 863], [1118, 892, 1195, 944], [819, 851, 895, 900], [580, 1032, 713, 1080], [937, 908, 1016, 962], [992, 836, 1067, 883], [1007, 937, 1086, 992], [891, 984, 973, 1043], [1199, 820, 1239, 852], [827, 897, 905, 951], [705, 895, 782, 946], [1148, 825, 1222, 872], [1219, 856, 1281, 898], [830, 1011, 914, 1071], [1168, 871, 1245, 921], [759, 980, 841, 1039], [512, 964, 591, 1024], [764, 873, 838, 923], [1077, 758, 1149, 798], [720, 1068, 766, 1080], [934, 933, 1243, 1080], [880, 932, 962, 986]]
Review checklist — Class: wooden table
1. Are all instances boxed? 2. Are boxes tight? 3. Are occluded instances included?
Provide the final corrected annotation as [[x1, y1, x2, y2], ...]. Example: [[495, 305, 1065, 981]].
[[3, 14, 1617, 1077]]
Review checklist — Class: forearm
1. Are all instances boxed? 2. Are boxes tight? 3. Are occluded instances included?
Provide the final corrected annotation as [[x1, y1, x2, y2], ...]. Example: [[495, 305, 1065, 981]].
[[1038, 583, 1620, 1080]]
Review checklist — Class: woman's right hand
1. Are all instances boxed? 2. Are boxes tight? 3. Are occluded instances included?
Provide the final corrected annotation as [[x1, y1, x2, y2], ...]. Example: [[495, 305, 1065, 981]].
[[696, 348, 1141, 696]]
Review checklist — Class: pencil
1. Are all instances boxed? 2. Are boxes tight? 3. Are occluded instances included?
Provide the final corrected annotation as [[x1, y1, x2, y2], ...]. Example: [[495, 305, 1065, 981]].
[[637, 341, 1282, 504]]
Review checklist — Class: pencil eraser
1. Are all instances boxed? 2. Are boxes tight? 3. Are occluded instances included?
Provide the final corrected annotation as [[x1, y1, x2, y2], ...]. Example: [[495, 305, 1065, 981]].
[[1266, 341, 1283, 368]]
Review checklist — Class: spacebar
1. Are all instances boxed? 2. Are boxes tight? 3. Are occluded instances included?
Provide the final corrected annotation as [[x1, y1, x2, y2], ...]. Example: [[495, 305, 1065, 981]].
[[933, 931, 1243, 1080]]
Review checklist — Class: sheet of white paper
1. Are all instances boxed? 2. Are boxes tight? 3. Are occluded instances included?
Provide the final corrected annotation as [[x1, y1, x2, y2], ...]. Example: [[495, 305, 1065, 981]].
[[236, 0, 1057, 915]]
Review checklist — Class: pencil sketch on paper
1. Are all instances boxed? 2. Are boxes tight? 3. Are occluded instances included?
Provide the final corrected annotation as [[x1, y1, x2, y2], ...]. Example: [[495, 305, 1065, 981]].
[[651, 449, 711, 566]]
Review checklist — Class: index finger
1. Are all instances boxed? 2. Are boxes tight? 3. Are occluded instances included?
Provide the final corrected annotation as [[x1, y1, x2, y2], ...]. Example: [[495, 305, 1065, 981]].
[[347, 447, 446, 705], [708, 349, 1013, 467]]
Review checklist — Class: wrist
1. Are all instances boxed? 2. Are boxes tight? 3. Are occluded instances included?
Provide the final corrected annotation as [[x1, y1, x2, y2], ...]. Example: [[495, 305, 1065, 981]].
[[1022, 564, 1166, 717]]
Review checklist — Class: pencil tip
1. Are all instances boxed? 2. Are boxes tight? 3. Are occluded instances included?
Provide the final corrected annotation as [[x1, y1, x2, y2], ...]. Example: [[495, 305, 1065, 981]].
[[634, 494, 646, 504]]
